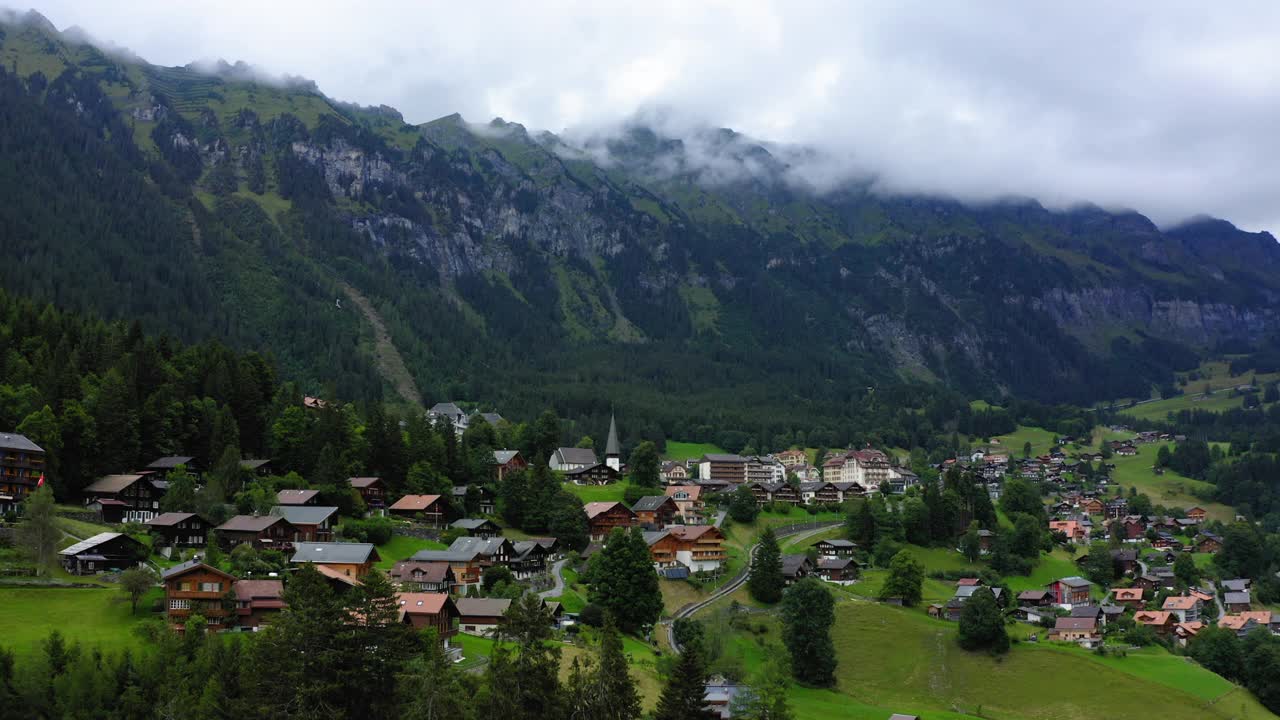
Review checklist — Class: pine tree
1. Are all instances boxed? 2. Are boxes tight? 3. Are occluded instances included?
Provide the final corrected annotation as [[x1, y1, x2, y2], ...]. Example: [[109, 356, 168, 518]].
[[485, 594, 564, 720], [957, 586, 1009, 654], [780, 579, 836, 686], [654, 645, 714, 720], [960, 521, 983, 563], [748, 528, 784, 604]]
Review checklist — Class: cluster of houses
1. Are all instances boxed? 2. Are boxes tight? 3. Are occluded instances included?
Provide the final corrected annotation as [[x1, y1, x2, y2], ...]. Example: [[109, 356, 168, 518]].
[[1046, 491, 1222, 555]]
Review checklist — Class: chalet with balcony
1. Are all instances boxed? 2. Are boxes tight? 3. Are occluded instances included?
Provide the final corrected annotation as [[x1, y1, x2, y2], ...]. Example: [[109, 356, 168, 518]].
[[584, 501, 637, 541], [491, 450, 527, 482], [59, 532, 146, 575], [145, 512, 210, 548], [291, 542, 381, 580], [388, 494, 452, 526], [270, 505, 337, 542], [816, 557, 859, 584], [162, 561, 235, 631], [451, 518, 502, 538], [509, 540, 551, 578], [83, 474, 166, 523], [813, 539, 858, 558], [216, 515, 299, 551], [564, 463, 621, 486], [390, 560, 457, 592], [276, 489, 319, 506], [397, 593, 460, 646], [0, 432, 45, 512], [665, 485, 704, 523], [348, 477, 386, 509], [632, 495, 679, 529]]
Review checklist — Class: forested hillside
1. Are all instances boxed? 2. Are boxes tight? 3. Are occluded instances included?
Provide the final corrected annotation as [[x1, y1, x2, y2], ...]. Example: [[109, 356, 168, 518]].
[[2, 10, 1279, 438]]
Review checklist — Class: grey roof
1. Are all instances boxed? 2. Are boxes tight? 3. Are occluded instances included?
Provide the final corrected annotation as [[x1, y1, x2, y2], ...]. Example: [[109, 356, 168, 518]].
[[218, 515, 290, 533], [448, 536, 509, 557], [701, 453, 745, 463], [1224, 592, 1251, 605], [271, 505, 338, 525], [480, 412, 506, 426], [511, 541, 545, 558], [816, 539, 857, 548], [642, 531, 669, 546], [84, 474, 146, 494], [146, 512, 200, 527], [429, 402, 464, 418], [240, 459, 271, 471], [451, 518, 498, 530], [1070, 605, 1102, 618], [817, 557, 854, 570], [277, 489, 320, 504], [1222, 579, 1251, 592], [455, 597, 511, 617], [59, 532, 135, 556], [554, 447, 599, 466], [493, 450, 521, 465], [631, 495, 674, 512], [291, 542, 378, 565], [781, 555, 811, 577], [605, 414, 620, 457], [0, 432, 43, 453], [146, 456, 195, 470], [160, 559, 230, 581], [1055, 576, 1093, 588]]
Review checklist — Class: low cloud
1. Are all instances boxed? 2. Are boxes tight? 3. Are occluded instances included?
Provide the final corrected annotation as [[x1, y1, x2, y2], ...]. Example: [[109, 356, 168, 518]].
[[14, 1, 1280, 231]]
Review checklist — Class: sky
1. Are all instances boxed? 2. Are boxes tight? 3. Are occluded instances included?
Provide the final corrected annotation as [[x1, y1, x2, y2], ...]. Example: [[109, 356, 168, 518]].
[[13, 1, 1280, 232]]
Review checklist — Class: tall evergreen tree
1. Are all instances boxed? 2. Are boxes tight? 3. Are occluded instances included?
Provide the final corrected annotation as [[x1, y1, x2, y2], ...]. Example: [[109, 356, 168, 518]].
[[485, 594, 564, 720], [748, 528, 784, 604], [654, 645, 714, 720]]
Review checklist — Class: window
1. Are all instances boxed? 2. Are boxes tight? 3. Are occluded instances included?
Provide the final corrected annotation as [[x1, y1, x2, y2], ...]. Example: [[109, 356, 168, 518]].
[[200, 582, 222, 592], [179, 582, 191, 592], [169, 599, 191, 610]]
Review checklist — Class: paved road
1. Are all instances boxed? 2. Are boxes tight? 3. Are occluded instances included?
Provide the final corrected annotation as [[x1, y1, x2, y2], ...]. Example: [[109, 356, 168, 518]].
[[662, 520, 842, 654], [537, 558, 569, 599], [712, 510, 727, 528]]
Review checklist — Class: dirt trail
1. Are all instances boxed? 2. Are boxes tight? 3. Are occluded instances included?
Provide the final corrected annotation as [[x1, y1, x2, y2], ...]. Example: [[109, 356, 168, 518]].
[[337, 282, 423, 409]]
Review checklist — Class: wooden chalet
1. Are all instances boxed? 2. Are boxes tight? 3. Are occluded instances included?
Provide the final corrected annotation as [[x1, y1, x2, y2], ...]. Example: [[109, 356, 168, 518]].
[[388, 494, 452, 526], [145, 512, 210, 548], [509, 540, 550, 578], [816, 556, 859, 584], [215, 515, 299, 551], [456, 597, 511, 636], [0, 432, 45, 512], [276, 489, 319, 506], [83, 474, 166, 523], [565, 463, 621, 486], [291, 542, 381, 580], [781, 555, 813, 585], [59, 532, 146, 575], [631, 495, 679, 529], [1110, 587, 1145, 607], [162, 560, 235, 631], [233, 579, 286, 630], [397, 593, 460, 645], [270, 505, 338, 542], [491, 450, 527, 482], [584, 501, 637, 541], [450, 518, 502, 538], [813, 539, 858, 558], [1134, 610, 1177, 635], [348, 477, 386, 509], [389, 561, 457, 593], [452, 485, 496, 515]]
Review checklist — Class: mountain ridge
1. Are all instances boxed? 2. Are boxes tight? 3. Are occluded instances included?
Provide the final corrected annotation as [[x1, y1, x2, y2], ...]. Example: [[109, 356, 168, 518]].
[[1, 12, 1279, 432]]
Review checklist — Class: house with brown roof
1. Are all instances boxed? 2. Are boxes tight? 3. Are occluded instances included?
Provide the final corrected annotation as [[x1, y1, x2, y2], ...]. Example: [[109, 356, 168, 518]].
[[389, 561, 456, 593], [233, 579, 285, 630], [1110, 587, 1145, 607], [348, 477, 386, 509], [456, 597, 511, 636], [781, 555, 813, 585], [162, 561, 235, 632], [816, 557, 859, 584], [276, 489, 319, 506], [1119, 515, 1147, 541], [387, 494, 452, 526], [1080, 497, 1105, 515], [632, 495, 679, 529], [1186, 506, 1207, 523], [1017, 589, 1052, 607], [1195, 533, 1223, 554], [291, 542, 381, 580], [1134, 610, 1177, 634], [813, 539, 858, 558], [215, 515, 300, 551], [397, 593, 460, 645], [584, 501, 637, 541], [1174, 620, 1204, 646], [1049, 617, 1101, 646], [1050, 520, 1089, 542], [83, 474, 166, 523], [1218, 612, 1272, 637], [665, 485, 704, 523], [145, 512, 210, 548]]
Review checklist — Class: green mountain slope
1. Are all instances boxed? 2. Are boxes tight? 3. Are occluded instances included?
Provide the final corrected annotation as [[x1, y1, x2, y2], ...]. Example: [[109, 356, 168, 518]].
[[1, 11, 1278, 431]]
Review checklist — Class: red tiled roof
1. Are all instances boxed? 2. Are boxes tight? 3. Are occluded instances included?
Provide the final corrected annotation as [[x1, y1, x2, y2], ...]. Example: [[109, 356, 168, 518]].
[[389, 494, 444, 512]]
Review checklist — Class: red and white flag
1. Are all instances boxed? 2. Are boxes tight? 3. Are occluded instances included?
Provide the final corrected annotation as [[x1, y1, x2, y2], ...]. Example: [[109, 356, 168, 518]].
[[36, 473, 45, 488]]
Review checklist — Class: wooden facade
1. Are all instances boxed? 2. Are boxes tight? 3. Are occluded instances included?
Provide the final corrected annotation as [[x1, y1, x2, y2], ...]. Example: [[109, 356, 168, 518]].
[[163, 561, 235, 632]]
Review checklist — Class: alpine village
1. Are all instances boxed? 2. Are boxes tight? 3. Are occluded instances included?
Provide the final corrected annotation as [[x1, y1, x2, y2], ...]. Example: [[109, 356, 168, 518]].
[[4, 7, 1280, 720]]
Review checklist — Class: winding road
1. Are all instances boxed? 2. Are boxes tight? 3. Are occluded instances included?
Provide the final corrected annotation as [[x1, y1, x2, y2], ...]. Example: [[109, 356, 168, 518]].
[[537, 558, 569, 599], [661, 519, 842, 654]]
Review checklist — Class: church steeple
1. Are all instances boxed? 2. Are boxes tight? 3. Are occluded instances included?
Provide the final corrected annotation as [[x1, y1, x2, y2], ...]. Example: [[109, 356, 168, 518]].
[[605, 413, 621, 470]]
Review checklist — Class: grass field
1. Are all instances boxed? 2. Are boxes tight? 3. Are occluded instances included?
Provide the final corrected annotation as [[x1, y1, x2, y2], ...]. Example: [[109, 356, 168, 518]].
[[1106, 451, 1235, 521], [663, 441, 726, 462], [1003, 549, 1087, 593], [562, 480, 633, 504], [819, 601, 1276, 720], [0, 586, 161, 657], [1121, 391, 1247, 421], [374, 535, 447, 570], [985, 425, 1057, 456]]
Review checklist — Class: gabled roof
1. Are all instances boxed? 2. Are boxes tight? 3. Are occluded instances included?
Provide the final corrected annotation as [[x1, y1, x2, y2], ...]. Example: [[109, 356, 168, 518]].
[[455, 597, 511, 617], [84, 474, 146, 494], [668, 525, 723, 541], [388, 494, 445, 512], [1223, 591, 1251, 605], [58, 532, 139, 556], [1135, 610, 1175, 625], [0, 432, 43, 453], [631, 495, 676, 513], [451, 518, 499, 531], [146, 456, 195, 470], [348, 477, 383, 489], [665, 485, 702, 500], [234, 579, 284, 602], [448, 536, 510, 557], [217, 515, 291, 533], [429, 402, 464, 418], [511, 541, 547, 559], [397, 592, 453, 616], [815, 538, 857, 548], [276, 489, 320, 505], [1163, 596, 1200, 611], [1111, 588, 1144, 600], [781, 555, 811, 577], [493, 450, 521, 465], [314, 564, 362, 586], [642, 530, 669, 546], [817, 557, 854, 570], [240, 459, 272, 471], [291, 542, 380, 565], [1018, 589, 1051, 600], [411, 550, 480, 563], [146, 512, 201, 527], [271, 505, 338, 526], [390, 561, 453, 582], [553, 447, 599, 466], [1053, 617, 1098, 631], [161, 560, 234, 582], [584, 501, 631, 520]]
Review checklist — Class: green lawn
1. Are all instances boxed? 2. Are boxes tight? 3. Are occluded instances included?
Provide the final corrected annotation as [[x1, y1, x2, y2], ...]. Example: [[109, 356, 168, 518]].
[[0, 587, 162, 657], [374, 535, 447, 571], [820, 601, 1275, 720], [663, 441, 726, 462], [1106, 451, 1234, 521], [985, 425, 1058, 456], [453, 632, 496, 671], [1004, 549, 1086, 593], [562, 480, 633, 504], [1121, 391, 1246, 421], [55, 516, 116, 540]]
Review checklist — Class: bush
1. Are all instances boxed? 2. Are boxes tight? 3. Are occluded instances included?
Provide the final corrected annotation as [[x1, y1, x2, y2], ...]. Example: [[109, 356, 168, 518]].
[[578, 603, 605, 628], [339, 517, 394, 545]]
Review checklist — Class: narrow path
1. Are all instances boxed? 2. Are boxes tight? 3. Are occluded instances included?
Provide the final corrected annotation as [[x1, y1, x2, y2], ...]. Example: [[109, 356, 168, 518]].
[[662, 520, 841, 653], [337, 281, 423, 409], [712, 510, 727, 528], [537, 558, 568, 599]]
